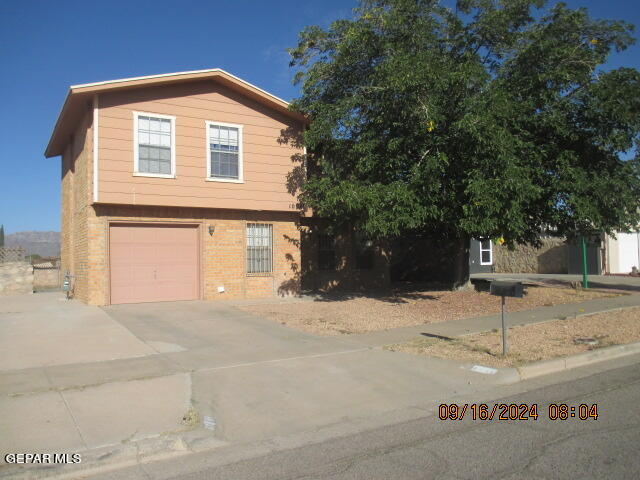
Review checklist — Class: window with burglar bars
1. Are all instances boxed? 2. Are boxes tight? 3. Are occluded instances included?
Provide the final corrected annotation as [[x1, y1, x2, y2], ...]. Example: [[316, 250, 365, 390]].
[[318, 233, 336, 270], [247, 223, 272, 274], [135, 114, 174, 175], [208, 122, 242, 180]]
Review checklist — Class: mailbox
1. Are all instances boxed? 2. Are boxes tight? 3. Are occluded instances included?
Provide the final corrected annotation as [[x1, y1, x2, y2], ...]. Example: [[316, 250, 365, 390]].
[[490, 281, 524, 298]]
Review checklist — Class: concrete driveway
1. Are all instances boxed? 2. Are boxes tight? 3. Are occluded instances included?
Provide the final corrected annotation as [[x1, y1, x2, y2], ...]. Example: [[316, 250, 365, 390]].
[[103, 299, 512, 443], [1, 293, 514, 477], [0, 292, 155, 371], [103, 299, 363, 369]]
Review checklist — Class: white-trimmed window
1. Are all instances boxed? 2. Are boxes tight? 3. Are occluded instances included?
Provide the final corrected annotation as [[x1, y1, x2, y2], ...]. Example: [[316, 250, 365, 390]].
[[480, 239, 493, 265], [133, 112, 176, 178], [247, 223, 272, 274], [206, 121, 243, 182]]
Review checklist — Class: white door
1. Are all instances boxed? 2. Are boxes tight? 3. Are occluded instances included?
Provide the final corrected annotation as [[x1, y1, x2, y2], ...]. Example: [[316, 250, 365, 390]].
[[617, 232, 640, 274]]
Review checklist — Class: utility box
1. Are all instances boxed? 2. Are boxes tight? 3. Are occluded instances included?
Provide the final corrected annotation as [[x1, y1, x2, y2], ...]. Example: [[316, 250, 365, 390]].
[[490, 281, 524, 298]]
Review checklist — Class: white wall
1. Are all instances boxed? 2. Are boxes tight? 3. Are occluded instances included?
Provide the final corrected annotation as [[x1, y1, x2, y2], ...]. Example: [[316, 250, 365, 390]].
[[607, 232, 640, 274]]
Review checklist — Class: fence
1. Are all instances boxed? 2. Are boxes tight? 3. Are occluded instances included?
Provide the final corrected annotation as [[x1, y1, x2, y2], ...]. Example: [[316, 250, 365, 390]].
[[32, 257, 61, 290], [0, 248, 31, 295], [0, 246, 26, 263]]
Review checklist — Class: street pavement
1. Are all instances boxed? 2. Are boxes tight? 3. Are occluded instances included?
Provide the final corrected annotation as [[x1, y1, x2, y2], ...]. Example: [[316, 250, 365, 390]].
[[85, 354, 640, 480]]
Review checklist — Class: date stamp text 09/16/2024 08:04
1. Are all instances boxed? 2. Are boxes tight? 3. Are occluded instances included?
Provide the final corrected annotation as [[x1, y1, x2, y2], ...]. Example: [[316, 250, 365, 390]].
[[438, 403, 599, 421]]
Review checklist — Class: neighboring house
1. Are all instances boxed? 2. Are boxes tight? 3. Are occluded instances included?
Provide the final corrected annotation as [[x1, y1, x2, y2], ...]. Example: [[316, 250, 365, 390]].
[[471, 234, 635, 276], [604, 231, 640, 274], [470, 236, 570, 275], [469, 239, 493, 274], [45, 69, 308, 305]]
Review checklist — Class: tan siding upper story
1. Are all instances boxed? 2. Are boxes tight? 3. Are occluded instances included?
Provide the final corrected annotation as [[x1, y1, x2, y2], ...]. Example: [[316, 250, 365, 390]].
[[97, 81, 303, 211]]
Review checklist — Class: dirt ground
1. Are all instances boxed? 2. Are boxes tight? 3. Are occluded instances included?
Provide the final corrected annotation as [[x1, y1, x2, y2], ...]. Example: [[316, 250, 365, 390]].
[[385, 307, 640, 368], [239, 284, 622, 335]]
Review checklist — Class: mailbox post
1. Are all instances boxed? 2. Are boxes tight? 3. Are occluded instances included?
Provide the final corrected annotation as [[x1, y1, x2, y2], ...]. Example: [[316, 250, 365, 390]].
[[489, 281, 524, 356]]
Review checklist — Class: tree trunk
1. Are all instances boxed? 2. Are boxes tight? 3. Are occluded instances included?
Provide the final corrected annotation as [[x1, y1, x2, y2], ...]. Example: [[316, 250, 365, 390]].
[[451, 236, 471, 290]]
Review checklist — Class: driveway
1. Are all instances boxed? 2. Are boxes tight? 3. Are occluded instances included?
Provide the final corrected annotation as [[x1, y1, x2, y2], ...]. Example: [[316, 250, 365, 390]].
[[1, 293, 515, 476], [0, 292, 155, 371], [103, 299, 511, 443], [103, 299, 362, 370]]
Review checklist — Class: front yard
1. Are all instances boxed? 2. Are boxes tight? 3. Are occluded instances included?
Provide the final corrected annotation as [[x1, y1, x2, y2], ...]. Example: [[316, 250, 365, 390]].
[[384, 307, 640, 368], [239, 284, 622, 335]]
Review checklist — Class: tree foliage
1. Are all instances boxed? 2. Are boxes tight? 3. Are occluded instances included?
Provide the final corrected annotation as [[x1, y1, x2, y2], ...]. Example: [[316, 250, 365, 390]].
[[288, 0, 640, 247]]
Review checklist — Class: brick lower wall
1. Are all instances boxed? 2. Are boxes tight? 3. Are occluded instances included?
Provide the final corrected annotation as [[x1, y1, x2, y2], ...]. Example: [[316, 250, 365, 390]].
[[80, 204, 301, 305], [300, 224, 390, 292], [60, 109, 93, 302]]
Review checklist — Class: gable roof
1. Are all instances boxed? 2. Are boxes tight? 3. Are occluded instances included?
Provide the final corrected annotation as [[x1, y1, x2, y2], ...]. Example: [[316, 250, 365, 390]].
[[45, 68, 307, 158]]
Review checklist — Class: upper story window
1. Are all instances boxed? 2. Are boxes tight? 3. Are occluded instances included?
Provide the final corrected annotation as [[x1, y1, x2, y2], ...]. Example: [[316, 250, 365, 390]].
[[133, 112, 176, 178], [206, 121, 243, 183]]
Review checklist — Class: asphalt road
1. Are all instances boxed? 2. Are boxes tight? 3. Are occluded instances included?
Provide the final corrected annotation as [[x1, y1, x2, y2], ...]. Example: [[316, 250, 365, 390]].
[[91, 358, 640, 480]]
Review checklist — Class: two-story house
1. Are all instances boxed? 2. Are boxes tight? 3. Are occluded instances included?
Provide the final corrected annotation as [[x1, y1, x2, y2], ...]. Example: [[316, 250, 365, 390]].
[[45, 69, 308, 305]]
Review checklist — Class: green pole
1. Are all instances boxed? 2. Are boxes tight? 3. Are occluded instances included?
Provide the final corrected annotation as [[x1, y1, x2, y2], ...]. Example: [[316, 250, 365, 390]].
[[581, 235, 589, 289]]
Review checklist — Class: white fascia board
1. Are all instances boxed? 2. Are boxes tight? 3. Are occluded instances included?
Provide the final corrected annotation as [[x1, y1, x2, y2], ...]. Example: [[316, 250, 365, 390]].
[[70, 68, 290, 106]]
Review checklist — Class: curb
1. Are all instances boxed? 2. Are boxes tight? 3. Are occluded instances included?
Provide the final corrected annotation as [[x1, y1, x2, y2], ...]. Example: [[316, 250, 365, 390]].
[[516, 341, 640, 380], [0, 429, 225, 480]]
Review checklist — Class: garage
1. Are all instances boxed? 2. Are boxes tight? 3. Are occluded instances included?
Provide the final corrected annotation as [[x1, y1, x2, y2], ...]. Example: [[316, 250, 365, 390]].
[[109, 224, 200, 304], [616, 232, 640, 274]]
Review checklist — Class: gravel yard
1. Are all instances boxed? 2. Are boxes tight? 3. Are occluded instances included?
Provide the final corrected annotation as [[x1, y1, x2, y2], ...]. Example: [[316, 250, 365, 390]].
[[385, 307, 640, 368], [239, 284, 622, 335]]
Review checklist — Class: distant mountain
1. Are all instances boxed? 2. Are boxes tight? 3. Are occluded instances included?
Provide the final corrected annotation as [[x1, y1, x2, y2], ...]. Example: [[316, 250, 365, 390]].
[[5, 231, 60, 257]]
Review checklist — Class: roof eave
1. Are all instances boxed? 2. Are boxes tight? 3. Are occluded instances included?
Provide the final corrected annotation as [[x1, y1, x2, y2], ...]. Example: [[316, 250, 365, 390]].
[[44, 89, 74, 158]]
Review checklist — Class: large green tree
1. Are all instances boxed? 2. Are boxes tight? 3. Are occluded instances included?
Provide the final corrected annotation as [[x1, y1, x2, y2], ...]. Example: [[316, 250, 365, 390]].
[[288, 0, 640, 286]]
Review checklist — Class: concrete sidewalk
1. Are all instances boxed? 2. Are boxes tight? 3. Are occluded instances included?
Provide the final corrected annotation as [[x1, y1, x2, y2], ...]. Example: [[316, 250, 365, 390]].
[[471, 272, 640, 292], [347, 291, 640, 346]]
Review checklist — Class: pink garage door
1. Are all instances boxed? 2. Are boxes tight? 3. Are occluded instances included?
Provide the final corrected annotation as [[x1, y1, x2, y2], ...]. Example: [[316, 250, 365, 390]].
[[109, 224, 200, 304]]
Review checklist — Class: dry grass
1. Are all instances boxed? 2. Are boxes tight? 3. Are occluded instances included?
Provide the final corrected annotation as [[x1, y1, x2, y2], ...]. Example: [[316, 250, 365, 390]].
[[239, 284, 622, 335], [385, 307, 640, 368]]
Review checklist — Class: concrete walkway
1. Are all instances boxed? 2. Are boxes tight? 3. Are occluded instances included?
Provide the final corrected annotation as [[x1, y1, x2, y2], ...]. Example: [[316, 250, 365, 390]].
[[347, 291, 640, 347]]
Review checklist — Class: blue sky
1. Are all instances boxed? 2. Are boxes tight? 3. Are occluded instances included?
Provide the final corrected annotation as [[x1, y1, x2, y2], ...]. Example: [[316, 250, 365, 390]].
[[0, 0, 638, 234]]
